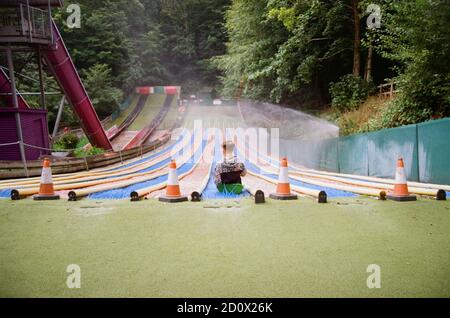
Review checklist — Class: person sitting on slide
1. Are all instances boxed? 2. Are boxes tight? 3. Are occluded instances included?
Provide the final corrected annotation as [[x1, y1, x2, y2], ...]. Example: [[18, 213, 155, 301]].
[[214, 141, 247, 194]]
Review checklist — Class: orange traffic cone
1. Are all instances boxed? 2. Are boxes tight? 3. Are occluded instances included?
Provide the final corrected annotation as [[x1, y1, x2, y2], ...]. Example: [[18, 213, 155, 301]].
[[387, 158, 417, 202], [159, 160, 188, 203], [270, 158, 298, 200], [33, 158, 60, 200]]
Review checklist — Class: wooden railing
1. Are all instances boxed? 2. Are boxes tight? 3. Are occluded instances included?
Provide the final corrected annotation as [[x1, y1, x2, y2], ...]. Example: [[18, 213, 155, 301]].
[[378, 80, 399, 100]]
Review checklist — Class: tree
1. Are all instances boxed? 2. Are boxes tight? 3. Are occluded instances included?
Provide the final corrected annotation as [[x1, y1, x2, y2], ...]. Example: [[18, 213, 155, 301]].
[[375, 0, 450, 125], [82, 64, 123, 118], [351, 0, 361, 77], [218, 0, 357, 105]]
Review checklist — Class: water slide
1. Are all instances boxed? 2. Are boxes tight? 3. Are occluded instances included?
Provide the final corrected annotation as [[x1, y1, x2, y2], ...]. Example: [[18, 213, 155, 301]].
[[3, 118, 448, 201], [108, 95, 149, 141], [123, 95, 175, 150], [0, 68, 30, 109], [42, 19, 112, 150]]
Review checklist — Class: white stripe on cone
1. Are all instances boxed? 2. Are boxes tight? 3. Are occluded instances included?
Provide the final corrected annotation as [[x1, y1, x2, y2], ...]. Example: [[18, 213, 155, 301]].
[[40, 167, 53, 184], [167, 168, 179, 185], [395, 166, 407, 184], [278, 167, 289, 183]]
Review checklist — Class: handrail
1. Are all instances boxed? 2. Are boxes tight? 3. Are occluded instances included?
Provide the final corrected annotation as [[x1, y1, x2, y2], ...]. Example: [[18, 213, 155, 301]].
[[377, 80, 399, 99]]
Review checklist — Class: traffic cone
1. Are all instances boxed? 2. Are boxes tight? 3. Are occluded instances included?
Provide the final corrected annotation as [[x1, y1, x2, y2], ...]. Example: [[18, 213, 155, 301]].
[[159, 160, 188, 203], [387, 158, 417, 202], [270, 158, 298, 200], [33, 158, 60, 200]]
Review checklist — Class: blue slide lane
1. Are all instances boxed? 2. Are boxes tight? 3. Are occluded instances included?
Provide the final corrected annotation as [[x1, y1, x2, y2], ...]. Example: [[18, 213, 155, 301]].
[[0, 188, 11, 199], [288, 166, 449, 197], [106, 131, 189, 171], [236, 149, 356, 198], [0, 131, 192, 198], [201, 133, 251, 200], [78, 134, 196, 184], [241, 140, 448, 196], [88, 139, 207, 200]]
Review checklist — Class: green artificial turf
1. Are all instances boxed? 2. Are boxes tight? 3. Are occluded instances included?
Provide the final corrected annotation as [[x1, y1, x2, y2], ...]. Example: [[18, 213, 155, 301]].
[[0, 196, 449, 297], [158, 95, 180, 130]]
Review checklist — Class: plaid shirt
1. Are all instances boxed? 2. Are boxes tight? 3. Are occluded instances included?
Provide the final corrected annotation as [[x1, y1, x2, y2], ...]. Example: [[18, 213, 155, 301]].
[[214, 156, 247, 186]]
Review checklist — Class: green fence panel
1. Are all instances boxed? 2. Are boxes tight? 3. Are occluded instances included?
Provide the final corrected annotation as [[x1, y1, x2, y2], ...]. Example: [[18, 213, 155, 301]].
[[367, 124, 419, 181], [338, 134, 369, 176], [281, 138, 339, 172], [111, 94, 134, 121], [119, 94, 133, 111], [111, 110, 120, 121], [280, 118, 449, 185], [153, 86, 165, 94], [417, 118, 450, 184]]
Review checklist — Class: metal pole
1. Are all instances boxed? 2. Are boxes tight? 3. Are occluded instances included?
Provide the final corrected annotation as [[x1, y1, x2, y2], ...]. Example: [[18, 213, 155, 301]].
[[52, 95, 66, 140], [6, 46, 29, 177], [48, 0, 53, 44], [26, 0, 33, 43], [37, 47, 46, 109], [0, 92, 60, 96]]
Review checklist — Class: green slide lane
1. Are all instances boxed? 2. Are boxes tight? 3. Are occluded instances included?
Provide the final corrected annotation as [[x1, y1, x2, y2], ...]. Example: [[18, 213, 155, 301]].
[[106, 95, 140, 129], [158, 94, 180, 130], [128, 94, 166, 131]]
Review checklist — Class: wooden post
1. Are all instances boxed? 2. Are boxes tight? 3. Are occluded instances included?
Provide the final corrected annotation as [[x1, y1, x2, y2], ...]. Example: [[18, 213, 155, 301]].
[[365, 45, 373, 82], [352, 0, 361, 77]]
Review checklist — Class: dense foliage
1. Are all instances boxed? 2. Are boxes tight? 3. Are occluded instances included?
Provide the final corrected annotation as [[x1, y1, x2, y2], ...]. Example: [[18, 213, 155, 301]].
[[330, 75, 375, 112], [217, 0, 361, 106], [1, 0, 448, 135], [1, 0, 229, 127], [53, 133, 79, 151], [56, 0, 229, 95], [218, 0, 450, 133], [365, 0, 450, 130]]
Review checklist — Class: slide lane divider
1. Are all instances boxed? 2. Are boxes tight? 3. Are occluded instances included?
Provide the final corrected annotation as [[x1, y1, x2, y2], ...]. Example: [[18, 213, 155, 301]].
[[234, 140, 354, 199], [1, 130, 190, 194], [123, 95, 175, 150], [109, 94, 149, 141], [70, 135, 205, 201], [4, 133, 191, 193], [8, 131, 196, 200], [2, 135, 189, 200], [235, 134, 445, 199], [242, 153, 384, 200], [289, 170, 445, 199], [289, 167, 449, 198], [91, 138, 207, 201], [145, 132, 215, 201]]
